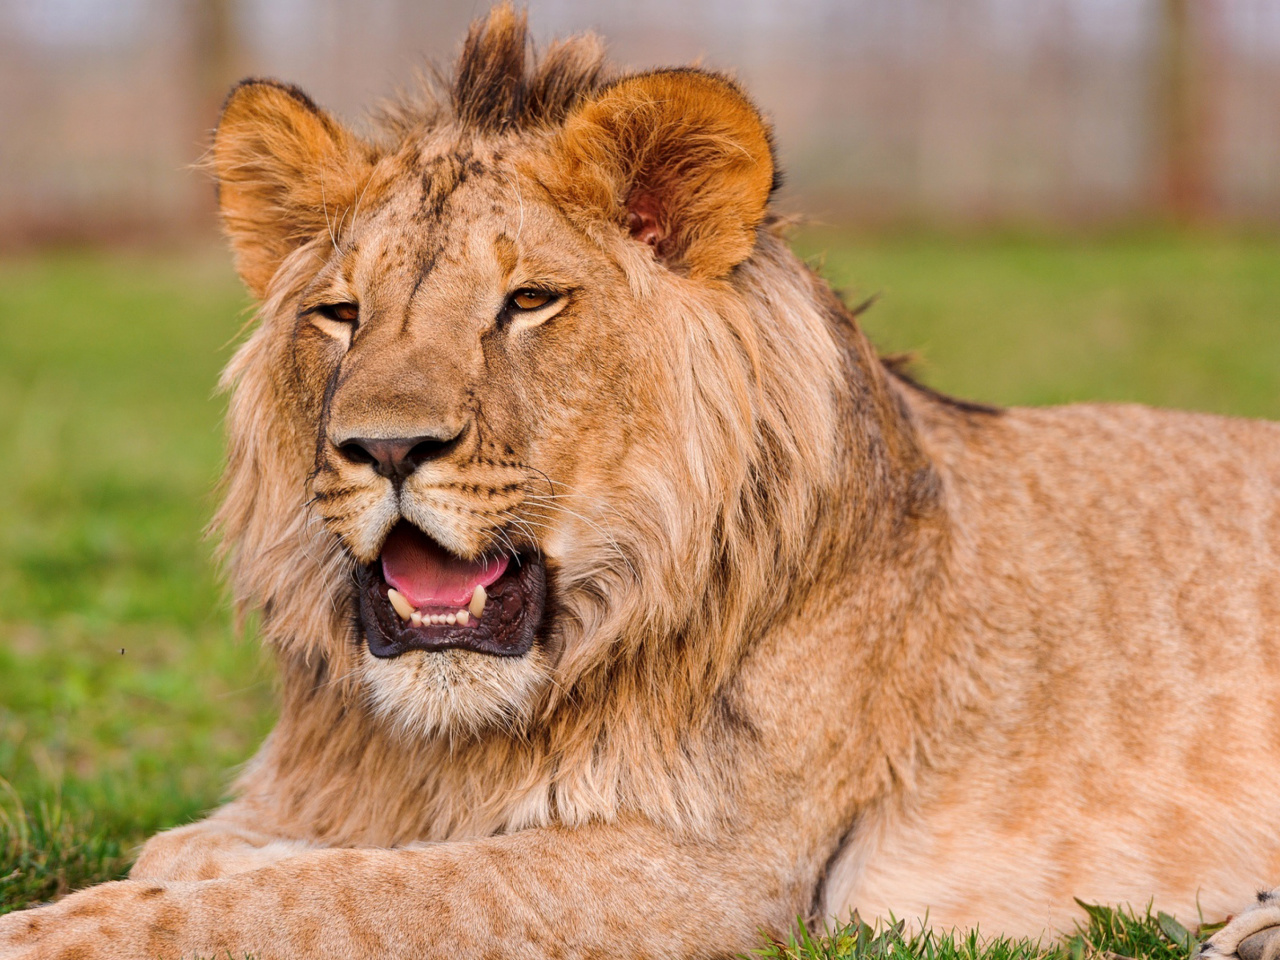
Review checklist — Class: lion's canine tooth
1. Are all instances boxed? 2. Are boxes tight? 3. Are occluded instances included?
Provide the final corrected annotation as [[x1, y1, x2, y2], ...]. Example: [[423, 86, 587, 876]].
[[469, 585, 487, 619], [410, 612, 423, 627], [456, 610, 470, 626], [387, 588, 414, 621]]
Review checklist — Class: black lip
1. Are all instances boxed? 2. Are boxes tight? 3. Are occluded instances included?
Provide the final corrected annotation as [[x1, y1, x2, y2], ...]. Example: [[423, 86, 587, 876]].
[[356, 544, 546, 659]]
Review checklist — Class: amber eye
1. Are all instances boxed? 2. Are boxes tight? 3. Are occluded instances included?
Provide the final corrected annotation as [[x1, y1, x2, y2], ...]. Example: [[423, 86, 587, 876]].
[[317, 302, 359, 323], [510, 289, 555, 311]]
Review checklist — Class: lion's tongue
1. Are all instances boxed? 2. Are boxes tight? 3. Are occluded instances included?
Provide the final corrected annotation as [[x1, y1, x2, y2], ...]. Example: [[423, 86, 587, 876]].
[[380, 524, 508, 609]]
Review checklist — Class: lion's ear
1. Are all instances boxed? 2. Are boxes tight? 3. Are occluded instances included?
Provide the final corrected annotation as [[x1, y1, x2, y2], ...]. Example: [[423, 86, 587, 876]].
[[212, 80, 374, 298], [551, 69, 776, 280]]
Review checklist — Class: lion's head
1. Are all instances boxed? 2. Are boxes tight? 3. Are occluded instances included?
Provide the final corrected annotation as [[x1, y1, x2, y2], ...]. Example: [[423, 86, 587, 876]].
[[211, 7, 860, 745]]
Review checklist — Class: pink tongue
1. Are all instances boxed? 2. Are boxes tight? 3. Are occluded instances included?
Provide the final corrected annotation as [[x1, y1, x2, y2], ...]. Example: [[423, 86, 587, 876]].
[[381, 524, 508, 609]]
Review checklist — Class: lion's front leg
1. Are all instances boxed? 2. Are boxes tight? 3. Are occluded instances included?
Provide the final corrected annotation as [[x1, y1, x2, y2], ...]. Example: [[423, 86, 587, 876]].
[[0, 821, 803, 960], [1202, 891, 1280, 960], [130, 810, 315, 881]]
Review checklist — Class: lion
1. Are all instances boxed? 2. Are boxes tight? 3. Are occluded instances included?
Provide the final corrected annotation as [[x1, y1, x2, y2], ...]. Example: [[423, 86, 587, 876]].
[[4, 6, 1280, 959]]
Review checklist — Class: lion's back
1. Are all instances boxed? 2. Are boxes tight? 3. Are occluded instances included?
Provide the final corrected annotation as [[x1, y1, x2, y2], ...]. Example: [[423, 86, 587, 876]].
[[939, 399, 1280, 679]]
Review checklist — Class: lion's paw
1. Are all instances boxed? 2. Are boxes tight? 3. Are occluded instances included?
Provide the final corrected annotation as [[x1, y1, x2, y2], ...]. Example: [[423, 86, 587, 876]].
[[0, 897, 97, 960], [0, 880, 202, 960], [1202, 891, 1280, 960]]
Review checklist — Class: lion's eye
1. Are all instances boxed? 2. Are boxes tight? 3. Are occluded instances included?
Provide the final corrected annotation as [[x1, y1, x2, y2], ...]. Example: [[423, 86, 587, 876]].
[[316, 302, 359, 324], [509, 290, 556, 311]]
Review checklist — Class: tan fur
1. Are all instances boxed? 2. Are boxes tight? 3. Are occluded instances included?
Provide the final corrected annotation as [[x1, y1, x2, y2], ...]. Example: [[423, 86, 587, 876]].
[[4, 7, 1280, 958]]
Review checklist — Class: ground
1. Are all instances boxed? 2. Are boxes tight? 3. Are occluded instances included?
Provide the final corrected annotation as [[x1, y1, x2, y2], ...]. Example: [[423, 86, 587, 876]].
[[3, 231, 1278, 957]]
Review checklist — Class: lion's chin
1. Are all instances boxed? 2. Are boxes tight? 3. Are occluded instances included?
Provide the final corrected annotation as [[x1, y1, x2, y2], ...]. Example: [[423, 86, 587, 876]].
[[357, 643, 555, 740]]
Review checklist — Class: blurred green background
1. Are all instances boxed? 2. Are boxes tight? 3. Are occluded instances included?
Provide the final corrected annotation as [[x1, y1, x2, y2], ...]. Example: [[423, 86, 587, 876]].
[[3, 232, 1280, 912], [0, 250, 273, 908]]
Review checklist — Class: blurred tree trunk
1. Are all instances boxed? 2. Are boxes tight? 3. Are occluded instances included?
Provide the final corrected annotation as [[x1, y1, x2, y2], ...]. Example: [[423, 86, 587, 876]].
[[1155, 0, 1220, 223], [186, 0, 241, 228]]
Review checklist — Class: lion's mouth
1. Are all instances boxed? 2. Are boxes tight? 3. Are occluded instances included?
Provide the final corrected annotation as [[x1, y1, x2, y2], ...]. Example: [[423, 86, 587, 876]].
[[356, 521, 546, 659]]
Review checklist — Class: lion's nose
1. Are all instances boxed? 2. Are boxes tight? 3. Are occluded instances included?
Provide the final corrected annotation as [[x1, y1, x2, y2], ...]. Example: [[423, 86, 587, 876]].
[[335, 431, 464, 481]]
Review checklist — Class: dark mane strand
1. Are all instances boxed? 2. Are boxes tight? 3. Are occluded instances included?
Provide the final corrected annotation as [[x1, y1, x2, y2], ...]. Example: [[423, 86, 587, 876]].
[[522, 34, 609, 127], [883, 355, 1004, 416], [453, 4, 529, 133], [826, 286, 1002, 417]]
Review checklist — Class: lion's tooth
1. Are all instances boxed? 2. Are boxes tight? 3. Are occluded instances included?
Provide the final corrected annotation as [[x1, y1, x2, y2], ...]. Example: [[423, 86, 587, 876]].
[[456, 610, 470, 626], [410, 612, 423, 626], [446, 613, 457, 625], [469, 585, 487, 619], [387, 588, 414, 621]]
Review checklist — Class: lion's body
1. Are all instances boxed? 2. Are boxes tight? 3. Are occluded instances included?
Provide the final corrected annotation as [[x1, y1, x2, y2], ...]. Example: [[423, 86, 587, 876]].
[[825, 401, 1280, 935], [4, 8, 1280, 959]]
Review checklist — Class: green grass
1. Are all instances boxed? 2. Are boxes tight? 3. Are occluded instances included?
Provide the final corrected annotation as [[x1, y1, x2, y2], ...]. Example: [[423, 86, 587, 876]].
[[3, 232, 1278, 954], [0, 249, 275, 912], [759, 902, 1208, 960]]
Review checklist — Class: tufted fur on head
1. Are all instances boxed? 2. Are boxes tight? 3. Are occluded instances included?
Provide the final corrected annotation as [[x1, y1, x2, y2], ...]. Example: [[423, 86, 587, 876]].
[[376, 5, 610, 137]]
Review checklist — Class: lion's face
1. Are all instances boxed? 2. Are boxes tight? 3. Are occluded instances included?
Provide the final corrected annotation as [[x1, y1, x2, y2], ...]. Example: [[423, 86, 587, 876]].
[[300, 139, 672, 733], [211, 41, 780, 736]]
